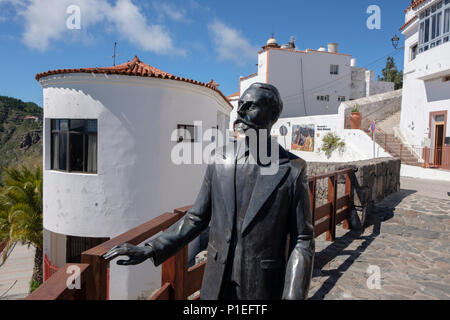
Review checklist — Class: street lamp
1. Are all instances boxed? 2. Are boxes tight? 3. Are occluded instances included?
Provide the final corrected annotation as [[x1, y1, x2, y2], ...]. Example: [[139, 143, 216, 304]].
[[391, 34, 400, 49]]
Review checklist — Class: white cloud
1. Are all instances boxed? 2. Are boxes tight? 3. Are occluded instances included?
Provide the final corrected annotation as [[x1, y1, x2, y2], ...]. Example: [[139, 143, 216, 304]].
[[208, 20, 257, 66], [3, 0, 184, 55], [109, 0, 185, 55], [153, 2, 189, 23]]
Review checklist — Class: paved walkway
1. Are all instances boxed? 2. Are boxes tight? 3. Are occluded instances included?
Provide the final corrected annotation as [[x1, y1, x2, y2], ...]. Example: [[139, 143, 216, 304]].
[[0, 244, 35, 300], [308, 179, 450, 300]]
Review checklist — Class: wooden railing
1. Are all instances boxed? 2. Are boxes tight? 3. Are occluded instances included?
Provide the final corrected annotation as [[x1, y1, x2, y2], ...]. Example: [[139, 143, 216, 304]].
[[26, 168, 355, 300]]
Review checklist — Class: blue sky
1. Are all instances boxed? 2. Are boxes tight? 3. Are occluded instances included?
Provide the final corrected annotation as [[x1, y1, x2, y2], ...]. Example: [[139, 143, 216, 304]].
[[0, 0, 408, 107]]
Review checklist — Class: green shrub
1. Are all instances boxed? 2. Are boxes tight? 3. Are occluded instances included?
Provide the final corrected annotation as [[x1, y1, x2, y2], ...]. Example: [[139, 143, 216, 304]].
[[321, 133, 345, 157], [351, 104, 360, 113], [30, 278, 41, 293]]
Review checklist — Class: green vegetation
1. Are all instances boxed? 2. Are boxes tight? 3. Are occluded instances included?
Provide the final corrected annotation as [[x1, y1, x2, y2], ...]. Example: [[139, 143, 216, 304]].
[[0, 96, 42, 179], [351, 104, 360, 113], [378, 56, 403, 90], [29, 278, 41, 293], [321, 133, 345, 158], [0, 166, 43, 290]]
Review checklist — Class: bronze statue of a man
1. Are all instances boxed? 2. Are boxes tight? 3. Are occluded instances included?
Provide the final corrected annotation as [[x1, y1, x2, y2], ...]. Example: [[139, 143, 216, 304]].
[[104, 83, 315, 300]]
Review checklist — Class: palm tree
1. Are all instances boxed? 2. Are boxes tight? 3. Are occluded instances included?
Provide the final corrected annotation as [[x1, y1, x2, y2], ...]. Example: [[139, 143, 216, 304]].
[[0, 166, 43, 286]]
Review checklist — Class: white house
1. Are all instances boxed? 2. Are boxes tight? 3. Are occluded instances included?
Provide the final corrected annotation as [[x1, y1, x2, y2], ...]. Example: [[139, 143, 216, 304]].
[[36, 56, 232, 299], [399, 0, 450, 169], [229, 36, 394, 128]]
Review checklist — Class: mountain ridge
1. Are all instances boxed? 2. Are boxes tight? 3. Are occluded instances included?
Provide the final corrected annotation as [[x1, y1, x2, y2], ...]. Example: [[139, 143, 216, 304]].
[[0, 95, 43, 179]]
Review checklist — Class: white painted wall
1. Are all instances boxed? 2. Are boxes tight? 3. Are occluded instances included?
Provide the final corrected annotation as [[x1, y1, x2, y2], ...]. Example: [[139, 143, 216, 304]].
[[400, 9, 450, 149], [40, 73, 231, 299], [365, 70, 395, 96], [235, 47, 394, 123], [267, 49, 352, 118], [271, 114, 391, 162]]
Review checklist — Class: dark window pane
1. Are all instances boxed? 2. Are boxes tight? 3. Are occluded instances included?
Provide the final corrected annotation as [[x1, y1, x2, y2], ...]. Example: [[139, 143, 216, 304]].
[[437, 12, 442, 36], [85, 120, 97, 133], [58, 132, 67, 170], [86, 134, 97, 173], [70, 119, 85, 132], [445, 9, 450, 33], [60, 120, 69, 131], [432, 15, 437, 39], [52, 133, 59, 170], [420, 22, 424, 44], [51, 119, 60, 131], [70, 133, 84, 172]]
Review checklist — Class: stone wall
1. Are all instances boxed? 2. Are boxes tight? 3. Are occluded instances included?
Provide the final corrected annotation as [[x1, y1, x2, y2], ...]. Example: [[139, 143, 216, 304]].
[[306, 157, 401, 212], [340, 89, 402, 125]]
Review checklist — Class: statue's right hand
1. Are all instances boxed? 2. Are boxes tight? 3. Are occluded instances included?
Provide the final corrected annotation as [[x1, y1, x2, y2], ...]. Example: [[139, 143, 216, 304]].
[[103, 243, 154, 266]]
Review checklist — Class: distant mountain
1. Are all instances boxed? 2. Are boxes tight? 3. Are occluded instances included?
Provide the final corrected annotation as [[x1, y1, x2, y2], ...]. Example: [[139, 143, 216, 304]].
[[0, 96, 42, 178]]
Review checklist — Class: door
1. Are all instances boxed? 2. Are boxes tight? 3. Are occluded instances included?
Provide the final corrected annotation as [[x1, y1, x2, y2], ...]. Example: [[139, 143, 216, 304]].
[[434, 124, 444, 166]]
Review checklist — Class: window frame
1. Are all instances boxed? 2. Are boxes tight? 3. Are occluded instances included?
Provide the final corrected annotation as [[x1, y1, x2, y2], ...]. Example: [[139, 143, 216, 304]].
[[410, 43, 418, 60], [50, 119, 98, 174], [177, 124, 197, 143], [330, 64, 339, 75], [418, 0, 450, 53]]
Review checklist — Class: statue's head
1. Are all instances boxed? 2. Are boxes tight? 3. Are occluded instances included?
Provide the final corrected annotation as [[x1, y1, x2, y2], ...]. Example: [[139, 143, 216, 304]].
[[234, 83, 283, 134]]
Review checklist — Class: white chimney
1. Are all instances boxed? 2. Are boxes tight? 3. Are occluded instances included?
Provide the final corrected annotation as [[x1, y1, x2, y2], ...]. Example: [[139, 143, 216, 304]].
[[351, 58, 357, 67], [328, 43, 339, 53]]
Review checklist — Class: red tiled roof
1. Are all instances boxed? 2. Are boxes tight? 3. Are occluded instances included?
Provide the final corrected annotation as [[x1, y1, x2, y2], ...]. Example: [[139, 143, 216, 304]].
[[400, 15, 418, 30], [405, 0, 428, 13], [36, 56, 233, 109], [227, 91, 240, 98]]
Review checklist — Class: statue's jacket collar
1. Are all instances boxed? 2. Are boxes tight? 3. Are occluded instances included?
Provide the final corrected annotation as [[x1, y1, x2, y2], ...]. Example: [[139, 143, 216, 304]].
[[213, 140, 291, 235]]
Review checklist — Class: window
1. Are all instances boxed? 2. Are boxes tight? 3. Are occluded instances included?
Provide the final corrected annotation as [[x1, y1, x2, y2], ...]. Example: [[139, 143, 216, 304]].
[[66, 236, 109, 263], [177, 124, 197, 142], [338, 96, 346, 102], [51, 119, 98, 173], [418, 1, 450, 53], [316, 95, 330, 101], [410, 43, 418, 60], [330, 65, 339, 75]]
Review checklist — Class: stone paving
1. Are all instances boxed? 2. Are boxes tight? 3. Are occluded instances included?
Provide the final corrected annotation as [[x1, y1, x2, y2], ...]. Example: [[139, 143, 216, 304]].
[[308, 188, 450, 300], [0, 244, 35, 300]]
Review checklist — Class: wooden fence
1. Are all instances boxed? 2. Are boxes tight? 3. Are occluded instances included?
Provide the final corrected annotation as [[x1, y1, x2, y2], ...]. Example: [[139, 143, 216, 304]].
[[26, 168, 354, 300]]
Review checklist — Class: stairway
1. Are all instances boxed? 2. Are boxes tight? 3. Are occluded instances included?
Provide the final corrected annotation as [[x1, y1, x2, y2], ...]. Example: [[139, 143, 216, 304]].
[[364, 111, 422, 166]]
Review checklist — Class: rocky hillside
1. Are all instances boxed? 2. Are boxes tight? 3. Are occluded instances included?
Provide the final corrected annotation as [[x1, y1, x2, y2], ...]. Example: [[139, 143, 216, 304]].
[[0, 96, 42, 177]]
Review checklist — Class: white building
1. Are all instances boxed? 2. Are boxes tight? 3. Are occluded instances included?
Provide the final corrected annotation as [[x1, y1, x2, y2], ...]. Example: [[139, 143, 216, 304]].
[[229, 36, 394, 127], [399, 0, 450, 169], [36, 56, 232, 299]]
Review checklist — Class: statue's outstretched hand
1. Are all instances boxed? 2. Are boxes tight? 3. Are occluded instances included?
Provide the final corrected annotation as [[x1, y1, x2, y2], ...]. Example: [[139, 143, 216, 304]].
[[103, 243, 154, 266]]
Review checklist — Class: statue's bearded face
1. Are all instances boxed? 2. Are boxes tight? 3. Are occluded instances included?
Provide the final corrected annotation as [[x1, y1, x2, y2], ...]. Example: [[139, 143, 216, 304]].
[[234, 84, 282, 134]]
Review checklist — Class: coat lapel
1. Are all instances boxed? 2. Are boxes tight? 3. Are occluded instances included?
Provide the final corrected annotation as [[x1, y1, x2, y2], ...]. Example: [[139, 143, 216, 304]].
[[241, 146, 291, 235], [214, 141, 241, 230]]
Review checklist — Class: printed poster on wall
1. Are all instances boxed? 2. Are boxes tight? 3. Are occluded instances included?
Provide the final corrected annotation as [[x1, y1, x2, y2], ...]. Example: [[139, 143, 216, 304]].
[[291, 124, 315, 152]]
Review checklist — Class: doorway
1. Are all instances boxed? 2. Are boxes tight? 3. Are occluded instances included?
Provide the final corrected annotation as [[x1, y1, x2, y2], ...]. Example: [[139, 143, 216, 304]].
[[433, 123, 444, 166]]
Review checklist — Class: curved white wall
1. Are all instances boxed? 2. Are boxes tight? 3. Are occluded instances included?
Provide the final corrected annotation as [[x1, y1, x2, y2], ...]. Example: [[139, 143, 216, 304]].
[[41, 73, 231, 299]]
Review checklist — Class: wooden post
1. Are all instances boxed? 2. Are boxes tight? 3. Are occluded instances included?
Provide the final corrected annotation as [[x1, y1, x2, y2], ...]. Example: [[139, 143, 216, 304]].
[[327, 175, 337, 241], [308, 179, 316, 225], [343, 172, 352, 230], [161, 246, 188, 300], [400, 144, 403, 162], [81, 254, 107, 300]]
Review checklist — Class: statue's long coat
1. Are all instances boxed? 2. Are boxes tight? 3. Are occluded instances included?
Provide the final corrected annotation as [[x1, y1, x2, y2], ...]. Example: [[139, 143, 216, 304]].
[[148, 142, 315, 300]]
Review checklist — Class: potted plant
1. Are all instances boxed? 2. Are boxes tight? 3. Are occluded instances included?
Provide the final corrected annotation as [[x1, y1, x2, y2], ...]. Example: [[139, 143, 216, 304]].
[[350, 104, 362, 129]]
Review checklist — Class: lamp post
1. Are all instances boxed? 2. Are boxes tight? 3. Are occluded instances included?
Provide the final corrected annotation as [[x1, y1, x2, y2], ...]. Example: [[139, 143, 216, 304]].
[[391, 35, 400, 49]]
